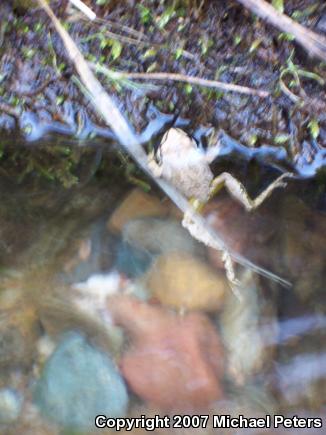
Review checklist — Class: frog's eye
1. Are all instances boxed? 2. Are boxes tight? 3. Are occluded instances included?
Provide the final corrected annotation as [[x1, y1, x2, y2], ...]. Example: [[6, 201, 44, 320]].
[[156, 146, 163, 164], [160, 129, 170, 146]]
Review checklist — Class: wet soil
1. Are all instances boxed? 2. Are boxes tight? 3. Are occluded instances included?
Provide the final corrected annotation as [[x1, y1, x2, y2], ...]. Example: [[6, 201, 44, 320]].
[[0, 1, 325, 186]]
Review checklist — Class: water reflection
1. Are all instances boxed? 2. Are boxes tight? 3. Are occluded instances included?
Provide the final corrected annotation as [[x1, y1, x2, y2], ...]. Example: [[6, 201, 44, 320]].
[[276, 352, 326, 402], [0, 176, 325, 434]]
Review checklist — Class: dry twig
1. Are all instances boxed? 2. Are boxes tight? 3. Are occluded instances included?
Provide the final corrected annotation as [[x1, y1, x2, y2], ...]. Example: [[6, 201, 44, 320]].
[[237, 0, 326, 62], [93, 17, 150, 41], [69, 0, 96, 21], [100, 70, 270, 98]]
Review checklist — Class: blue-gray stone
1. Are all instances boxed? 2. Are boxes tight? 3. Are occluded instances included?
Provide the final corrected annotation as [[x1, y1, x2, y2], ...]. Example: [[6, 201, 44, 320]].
[[115, 240, 152, 278], [34, 332, 128, 430], [0, 388, 22, 424]]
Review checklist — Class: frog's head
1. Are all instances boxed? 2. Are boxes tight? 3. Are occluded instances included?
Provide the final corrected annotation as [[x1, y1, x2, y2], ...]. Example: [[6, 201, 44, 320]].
[[157, 128, 197, 163]]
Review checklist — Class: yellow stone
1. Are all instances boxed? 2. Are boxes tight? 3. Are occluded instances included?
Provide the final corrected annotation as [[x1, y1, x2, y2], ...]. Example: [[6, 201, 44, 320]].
[[145, 253, 227, 312]]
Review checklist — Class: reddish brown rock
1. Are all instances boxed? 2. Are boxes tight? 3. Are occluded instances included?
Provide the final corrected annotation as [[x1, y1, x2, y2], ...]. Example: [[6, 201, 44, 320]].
[[280, 196, 326, 301], [205, 197, 277, 271], [108, 295, 224, 412]]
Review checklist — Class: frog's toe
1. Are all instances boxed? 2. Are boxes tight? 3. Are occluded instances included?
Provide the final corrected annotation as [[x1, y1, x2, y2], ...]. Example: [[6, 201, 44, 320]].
[[280, 172, 294, 180]]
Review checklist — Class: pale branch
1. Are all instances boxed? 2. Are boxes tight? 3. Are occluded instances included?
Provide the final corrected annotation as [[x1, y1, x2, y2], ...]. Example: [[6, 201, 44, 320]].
[[237, 0, 326, 62], [93, 69, 270, 98]]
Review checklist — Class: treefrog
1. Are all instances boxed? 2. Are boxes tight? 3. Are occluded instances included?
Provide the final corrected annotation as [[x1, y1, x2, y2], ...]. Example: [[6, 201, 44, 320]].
[[149, 128, 293, 211]]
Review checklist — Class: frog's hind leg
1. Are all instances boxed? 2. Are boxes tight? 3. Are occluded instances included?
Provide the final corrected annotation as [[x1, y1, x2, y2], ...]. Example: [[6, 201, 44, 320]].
[[182, 210, 242, 300], [221, 251, 243, 301], [209, 172, 293, 211]]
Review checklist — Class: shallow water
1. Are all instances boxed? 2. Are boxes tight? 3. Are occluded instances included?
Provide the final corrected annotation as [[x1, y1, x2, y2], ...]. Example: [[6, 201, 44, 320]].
[[0, 151, 325, 435]]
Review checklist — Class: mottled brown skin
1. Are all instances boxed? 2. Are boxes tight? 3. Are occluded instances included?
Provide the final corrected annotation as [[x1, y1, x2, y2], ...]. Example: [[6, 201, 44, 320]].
[[149, 128, 292, 211], [148, 128, 213, 202]]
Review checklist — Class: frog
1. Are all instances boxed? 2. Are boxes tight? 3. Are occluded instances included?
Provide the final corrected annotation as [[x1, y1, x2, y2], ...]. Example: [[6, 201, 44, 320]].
[[148, 128, 293, 291], [148, 127, 293, 212]]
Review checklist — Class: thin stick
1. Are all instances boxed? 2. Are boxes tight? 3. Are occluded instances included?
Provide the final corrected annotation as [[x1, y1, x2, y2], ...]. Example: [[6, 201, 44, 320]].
[[113, 71, 269, 98], [69, 0, 96, 21], [93, 17, 150, 41], [36, 0, 291, 288], [101, 29, 153, 48], [91, 66, 270, 98], [237, 0, 326, 62]]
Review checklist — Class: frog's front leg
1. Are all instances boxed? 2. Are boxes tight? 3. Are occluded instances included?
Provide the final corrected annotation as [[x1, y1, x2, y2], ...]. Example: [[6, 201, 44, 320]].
[[209, 172, 293, 211]]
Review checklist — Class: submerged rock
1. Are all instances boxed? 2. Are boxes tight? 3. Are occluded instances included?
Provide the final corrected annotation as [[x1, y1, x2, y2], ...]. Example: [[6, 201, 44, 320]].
[[6, 403, 59, 435], [117, 217, 204, 278], [0, 388, 22, 424], [108, 189, 168, 234], [220, 270, 277, 385], [115, 240, 153, 278], [108, 295, 224, 411], [281, 196, 326, 301], [122, 217, 204, 257], [60, 219, 115, 285], [0, 289, 40, 370], [205, 197, 277, 272], [145, 253, 227, 312], [34, 332, 128, 430]]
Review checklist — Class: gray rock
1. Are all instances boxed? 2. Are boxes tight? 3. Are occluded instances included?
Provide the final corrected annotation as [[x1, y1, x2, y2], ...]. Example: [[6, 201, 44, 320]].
[[34, 332, 128, 430], [120, 217, 206, 279], [0, 388, 22, 424], [122, 217, 204, 258]]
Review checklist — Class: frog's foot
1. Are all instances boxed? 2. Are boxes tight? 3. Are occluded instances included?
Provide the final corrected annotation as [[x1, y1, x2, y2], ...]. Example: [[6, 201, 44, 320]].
[[221, 251, 242, 301], [209, 172, 293, 212], [147, 150, 163, 177]]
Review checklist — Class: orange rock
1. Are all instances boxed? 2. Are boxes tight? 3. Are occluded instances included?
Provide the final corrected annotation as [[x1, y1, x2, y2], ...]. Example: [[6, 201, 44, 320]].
[[108, 295, 224, 412], [107, 189, 168, 234]]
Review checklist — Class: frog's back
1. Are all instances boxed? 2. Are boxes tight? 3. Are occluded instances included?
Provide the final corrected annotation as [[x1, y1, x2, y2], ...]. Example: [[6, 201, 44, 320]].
[[158, 128, 213, 201], [162, 161, 213, 201]]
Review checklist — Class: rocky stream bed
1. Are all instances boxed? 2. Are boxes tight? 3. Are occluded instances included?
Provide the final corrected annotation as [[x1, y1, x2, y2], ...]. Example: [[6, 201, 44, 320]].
[[0, 1, 325, 434]]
